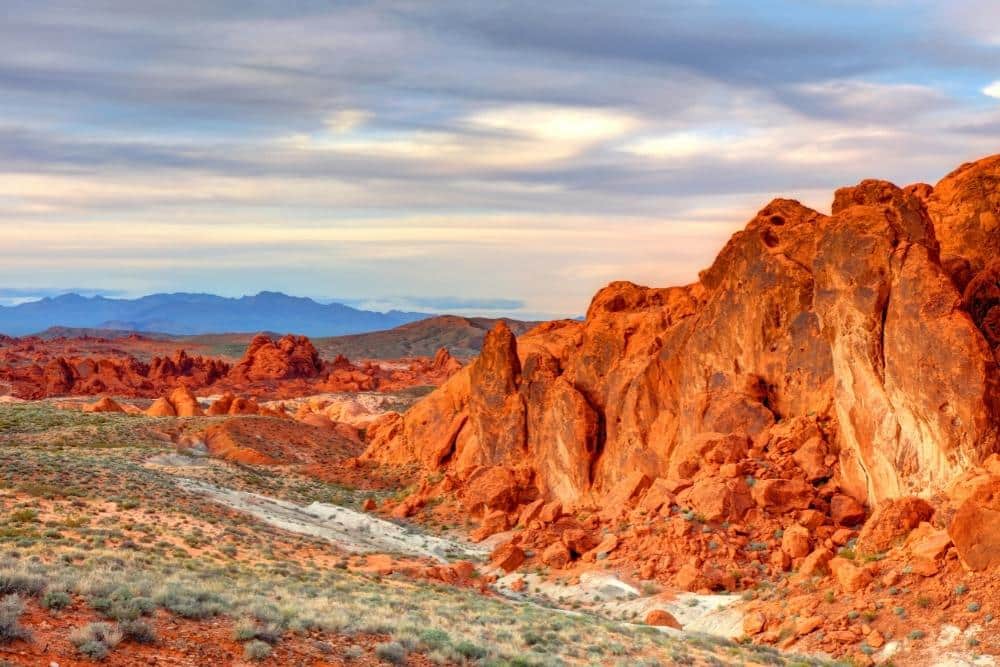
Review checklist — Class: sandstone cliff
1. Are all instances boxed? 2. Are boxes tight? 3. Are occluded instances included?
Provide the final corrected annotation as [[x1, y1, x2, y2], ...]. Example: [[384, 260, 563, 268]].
[[364, 155, 1000, 512]]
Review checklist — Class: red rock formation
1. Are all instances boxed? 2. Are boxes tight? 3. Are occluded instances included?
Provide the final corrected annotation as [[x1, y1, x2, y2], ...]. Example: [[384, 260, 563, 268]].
[[230, 334, 322, 381], [928, 154, 1000, 276], [169, 386, 203, 417], [0, 331, 459, 399], [82, 396, 126, 413], [363, 153, 1000, 580], [949, 476, 1000, 571]]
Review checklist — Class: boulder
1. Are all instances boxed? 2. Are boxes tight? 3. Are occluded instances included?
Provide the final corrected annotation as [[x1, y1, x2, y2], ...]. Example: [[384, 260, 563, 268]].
[[644, 609, 682, 629], [668, 432, 749, 480], [907, 523, 952, 562], [470, 509, 511, 542], [798, 547, 833, 576], [637, 478, 675, 514], [752, 479, 814, 513], [829, 494, 866, 527], [948, 477, 1000, 571], [208, 393, 235, 415], [679, 478, 753, 522], [829, 557, 871, 593], [927, 154, 1000, 274], [781, 524, 812, 559], [855, 497, 934, 556], [561, 528, 598, 555], [462, 466, 525, 514], [490, 542, 526, 573], [540, 541, 572, 569], [600, 471, 653, 517], [792, 437, 831, 481]]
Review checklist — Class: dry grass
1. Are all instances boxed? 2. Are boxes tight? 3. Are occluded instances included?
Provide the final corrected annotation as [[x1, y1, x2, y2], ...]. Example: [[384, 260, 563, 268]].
[[0, 403, 838, 666]]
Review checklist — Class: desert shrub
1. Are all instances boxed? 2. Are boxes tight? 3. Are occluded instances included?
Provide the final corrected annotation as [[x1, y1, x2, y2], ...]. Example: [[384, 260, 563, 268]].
[[233, 617, 283, 644], [0, 595, 31, 644], [70, 622, 123, 660], [121, 619, 157, 644], [455, 640, 488, 659], [89, 586, 155, 621], [10, 509, 38, 524], [0, 570, 46, 597], [244, 639, 272, 661], [419, 627, 450, 650], [375, 641, 407, 664], [344, 644, 364, 660], [233, 617, 258, 641], [76, 640, 110, 661], [154, 584, 226, 619], [42, 589, 72, 610]]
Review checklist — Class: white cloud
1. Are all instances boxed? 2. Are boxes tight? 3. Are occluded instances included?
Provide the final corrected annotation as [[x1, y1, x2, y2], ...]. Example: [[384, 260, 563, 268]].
[[984, 81, 1000, 99], [325, 109, 372, 133], [466, 105, 638, 144], [623, 131, 728, 159], [281, 105, 640, 169]]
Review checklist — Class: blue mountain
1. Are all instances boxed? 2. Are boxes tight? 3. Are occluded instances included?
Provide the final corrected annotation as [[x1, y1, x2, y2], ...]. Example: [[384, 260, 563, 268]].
[[0, 291, 429, 336]]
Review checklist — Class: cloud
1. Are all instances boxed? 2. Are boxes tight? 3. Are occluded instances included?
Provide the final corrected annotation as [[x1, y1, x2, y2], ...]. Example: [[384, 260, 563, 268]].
[[1, 2, 999, 316], [332, 296, 527, 313], [0, 287, 129, 307], [984, 81, 1000, 98], [325, 109, 371, 134], [466, 105, 638, 144]]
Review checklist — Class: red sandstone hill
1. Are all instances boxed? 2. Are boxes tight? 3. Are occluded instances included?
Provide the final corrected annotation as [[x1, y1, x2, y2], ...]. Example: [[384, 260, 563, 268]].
[[314, 315, 541, 360], [362, 154, 1000, 609], [0, 332, 463, 399]]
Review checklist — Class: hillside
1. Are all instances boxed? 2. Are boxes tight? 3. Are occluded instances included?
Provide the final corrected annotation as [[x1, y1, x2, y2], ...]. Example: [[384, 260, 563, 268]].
[[314, 315, 540, 360], [18, 315, 539, 362], [0, 291, 428, 337]]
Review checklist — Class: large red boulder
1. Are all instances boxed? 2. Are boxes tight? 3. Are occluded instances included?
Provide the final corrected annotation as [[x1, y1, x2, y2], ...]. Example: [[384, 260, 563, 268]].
[[855, 497, 934, 556], [949, 476, 1000, 571]]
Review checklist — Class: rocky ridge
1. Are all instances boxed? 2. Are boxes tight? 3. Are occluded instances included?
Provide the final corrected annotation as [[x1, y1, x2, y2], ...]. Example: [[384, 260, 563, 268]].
[[360, 154, 1000, 659], [0, 333, 462, 399]]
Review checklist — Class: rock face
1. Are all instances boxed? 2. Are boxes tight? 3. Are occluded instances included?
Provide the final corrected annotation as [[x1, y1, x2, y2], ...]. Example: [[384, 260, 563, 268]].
[[230, 334, 323, 381], [364, 154, 1000, 523], [818, 180, 998, 503], [928, 155, 1000, 277]]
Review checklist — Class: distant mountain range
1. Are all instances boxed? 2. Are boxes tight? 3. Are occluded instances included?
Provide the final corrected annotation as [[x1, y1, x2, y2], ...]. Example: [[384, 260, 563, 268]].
[[0, 291, 430, 336]]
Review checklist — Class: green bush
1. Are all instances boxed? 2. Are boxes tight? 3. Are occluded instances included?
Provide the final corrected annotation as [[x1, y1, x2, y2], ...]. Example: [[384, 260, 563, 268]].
[[0, 571, 46, 597], [42, 590, 72, 610], [155, 585, 226, 619], [0, 595, 31, 644], [455, 640, 488, 659], [121, 619, 157, 644], [69, 622, 123, 660], [419, 627, 450, 650], [244, 639, 273, 661], [375, 641, 407, 664]]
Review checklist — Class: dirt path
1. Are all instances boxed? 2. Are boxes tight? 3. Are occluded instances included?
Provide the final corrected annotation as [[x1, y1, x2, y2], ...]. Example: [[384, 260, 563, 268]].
[[174, 477, 486, 563]]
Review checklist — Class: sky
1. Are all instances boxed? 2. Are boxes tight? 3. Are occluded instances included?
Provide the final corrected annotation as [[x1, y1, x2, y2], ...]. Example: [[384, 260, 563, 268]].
[[1, 1, 999, 318]]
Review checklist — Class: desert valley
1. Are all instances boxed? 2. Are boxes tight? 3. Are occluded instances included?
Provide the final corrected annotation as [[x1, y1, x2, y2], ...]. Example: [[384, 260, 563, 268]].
[[2, 154, 1000, 666], [5, 2, 1000, 665]]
